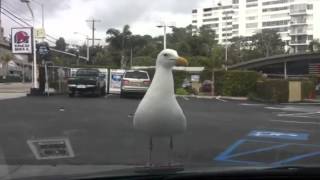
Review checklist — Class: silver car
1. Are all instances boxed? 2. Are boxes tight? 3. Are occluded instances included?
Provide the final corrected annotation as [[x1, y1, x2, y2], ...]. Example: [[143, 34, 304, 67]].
[[120, 70, 150, 97]]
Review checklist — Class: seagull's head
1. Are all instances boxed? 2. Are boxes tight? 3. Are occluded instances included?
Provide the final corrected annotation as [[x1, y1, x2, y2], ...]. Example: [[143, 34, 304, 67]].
[[156, 49, 188, 69]]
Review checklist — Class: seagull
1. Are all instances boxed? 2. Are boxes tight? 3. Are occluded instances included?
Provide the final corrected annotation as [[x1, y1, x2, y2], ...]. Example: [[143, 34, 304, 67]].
[[133, 49, 188, 165]]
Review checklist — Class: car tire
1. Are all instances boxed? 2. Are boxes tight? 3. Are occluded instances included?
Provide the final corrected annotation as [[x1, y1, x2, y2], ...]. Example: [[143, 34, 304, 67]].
[[120, 91, 126, 98], [101, 86, 106, 96], [69, 91, 75, 97]]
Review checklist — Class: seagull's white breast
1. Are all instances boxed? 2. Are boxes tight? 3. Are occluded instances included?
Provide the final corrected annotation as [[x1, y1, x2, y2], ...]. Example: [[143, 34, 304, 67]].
[[133, 66, 187, 137]]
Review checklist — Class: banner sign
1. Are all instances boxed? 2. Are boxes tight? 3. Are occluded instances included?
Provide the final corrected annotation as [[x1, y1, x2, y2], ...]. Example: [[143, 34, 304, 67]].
[[11, 27, 33, 54], [109, 69, 125, 94]]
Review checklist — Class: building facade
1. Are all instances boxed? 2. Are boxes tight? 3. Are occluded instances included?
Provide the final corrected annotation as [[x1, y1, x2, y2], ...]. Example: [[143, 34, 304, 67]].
[[192, 0, 320, 53]]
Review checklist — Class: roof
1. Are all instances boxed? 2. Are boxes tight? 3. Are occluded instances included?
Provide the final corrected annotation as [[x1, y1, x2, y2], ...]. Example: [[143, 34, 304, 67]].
[[229, 53, 320, 70]]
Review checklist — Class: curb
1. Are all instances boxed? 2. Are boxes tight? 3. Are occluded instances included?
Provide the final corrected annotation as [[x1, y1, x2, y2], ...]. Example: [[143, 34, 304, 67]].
[[176, 95, 247, 101]]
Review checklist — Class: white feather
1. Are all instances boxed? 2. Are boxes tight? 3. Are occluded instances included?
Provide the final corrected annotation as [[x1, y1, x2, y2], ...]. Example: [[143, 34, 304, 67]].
[[133, 49, 187, 136]]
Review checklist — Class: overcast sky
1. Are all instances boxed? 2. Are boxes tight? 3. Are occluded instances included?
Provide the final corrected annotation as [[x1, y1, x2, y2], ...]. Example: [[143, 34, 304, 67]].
[[2, 0, 231, 46]]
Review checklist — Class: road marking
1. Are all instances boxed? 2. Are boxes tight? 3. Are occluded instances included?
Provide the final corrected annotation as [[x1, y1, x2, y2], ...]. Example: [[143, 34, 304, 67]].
[[277, 112, 320, 118], [248, 130, 309, 140], [182, 96, 189, 101], [270, 119, 320, 125], [105, 94, 113, 98], [216, 96, 227, 102], [240, 103, 264, 106]]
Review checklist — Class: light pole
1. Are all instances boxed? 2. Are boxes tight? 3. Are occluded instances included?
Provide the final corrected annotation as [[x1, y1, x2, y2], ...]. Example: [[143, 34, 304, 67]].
[[157, 22, 175, 50], [21, 0, 38, 88], [74, 32, 90, 62]]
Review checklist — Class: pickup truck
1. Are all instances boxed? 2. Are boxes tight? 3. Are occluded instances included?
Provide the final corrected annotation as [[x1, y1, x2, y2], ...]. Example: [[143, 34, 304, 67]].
[[67, 68, 106, 97]]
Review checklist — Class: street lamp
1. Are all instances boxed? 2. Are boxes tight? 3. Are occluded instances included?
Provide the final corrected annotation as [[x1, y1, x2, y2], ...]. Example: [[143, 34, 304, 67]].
[[74, 32, 90, 62], [218, 2, 228, 71], [156, 22, 175, 50], [21, 0, 38, 88]]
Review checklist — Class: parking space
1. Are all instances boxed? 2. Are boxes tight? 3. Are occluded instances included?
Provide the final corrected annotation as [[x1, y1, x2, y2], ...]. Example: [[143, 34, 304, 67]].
[[0, 95, 319, 167]]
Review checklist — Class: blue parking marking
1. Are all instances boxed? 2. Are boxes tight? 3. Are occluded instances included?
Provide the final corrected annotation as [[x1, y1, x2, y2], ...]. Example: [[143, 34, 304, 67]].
[[215, 139, 320, 165], [248, 130, 309, 141]]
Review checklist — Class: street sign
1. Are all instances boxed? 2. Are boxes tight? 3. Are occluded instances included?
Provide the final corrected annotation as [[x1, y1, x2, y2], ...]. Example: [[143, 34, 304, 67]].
[[11, 27, 32, 54], [35, 28, 46, 39], [248, 130, 309, 140]]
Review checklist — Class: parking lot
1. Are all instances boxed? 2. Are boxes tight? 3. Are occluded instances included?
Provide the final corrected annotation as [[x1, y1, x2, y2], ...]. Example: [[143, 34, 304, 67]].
[[0, 94, 320, 167]]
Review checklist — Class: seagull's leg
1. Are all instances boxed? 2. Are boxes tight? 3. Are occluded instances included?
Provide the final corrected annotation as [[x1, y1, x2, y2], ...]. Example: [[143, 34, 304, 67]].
[[169, 136, 174, 165], [148, 136, 153, 166]]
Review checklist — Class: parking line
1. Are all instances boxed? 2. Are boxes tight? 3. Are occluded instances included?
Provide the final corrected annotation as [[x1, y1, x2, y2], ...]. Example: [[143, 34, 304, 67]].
[[182, 96, 189, 101], [270, 119, 320, 125], [216, 96, 227, 102]]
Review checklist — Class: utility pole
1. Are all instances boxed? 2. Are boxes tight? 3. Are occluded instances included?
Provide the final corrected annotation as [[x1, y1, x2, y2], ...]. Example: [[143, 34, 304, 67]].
[[86, 19, 101, 48], [86, 19, 100, 64]]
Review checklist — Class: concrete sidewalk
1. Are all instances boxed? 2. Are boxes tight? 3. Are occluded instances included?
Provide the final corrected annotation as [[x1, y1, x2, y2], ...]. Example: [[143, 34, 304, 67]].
[[0, 83, 31, 93]]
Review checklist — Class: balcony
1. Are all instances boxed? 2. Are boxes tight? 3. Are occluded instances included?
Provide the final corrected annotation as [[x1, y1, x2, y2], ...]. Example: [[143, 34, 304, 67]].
[[290, 20, 307, 26], [289, 40, 308, 45]]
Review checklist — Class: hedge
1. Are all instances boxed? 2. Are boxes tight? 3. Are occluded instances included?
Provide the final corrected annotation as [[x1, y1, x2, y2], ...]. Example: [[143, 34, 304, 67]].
[[214, 70, 260, 97], [301, 80, 316, 99], [255, 79, 289, 103]]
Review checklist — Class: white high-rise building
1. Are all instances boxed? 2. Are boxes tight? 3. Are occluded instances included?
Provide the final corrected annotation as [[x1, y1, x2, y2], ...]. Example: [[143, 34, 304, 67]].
[[192, 0, 320, 53]]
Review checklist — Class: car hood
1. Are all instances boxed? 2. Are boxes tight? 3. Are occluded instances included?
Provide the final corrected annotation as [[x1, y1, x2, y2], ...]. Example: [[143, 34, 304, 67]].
[[5, 164, 320, 180]]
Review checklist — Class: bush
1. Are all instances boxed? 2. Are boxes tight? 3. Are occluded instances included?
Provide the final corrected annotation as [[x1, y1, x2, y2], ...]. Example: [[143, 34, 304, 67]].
[[173, 71, 187, 91], [214, 70, 260, 97], [214, 70, 226, 95], [175, 88, 189, 95], [255, 79, 289, 103], [301, 80, 316, 99]]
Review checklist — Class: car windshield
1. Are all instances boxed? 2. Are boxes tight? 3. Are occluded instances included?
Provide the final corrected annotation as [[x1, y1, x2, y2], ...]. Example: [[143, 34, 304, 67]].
[[124, 72, 148, 79], [1, 0, 320, 179], [76, 69, 99, 77]]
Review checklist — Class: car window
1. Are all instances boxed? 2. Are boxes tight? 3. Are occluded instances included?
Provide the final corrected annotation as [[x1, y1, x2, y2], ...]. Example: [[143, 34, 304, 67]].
[[76, 69, 99, 76], [124, 72, 148, 79]]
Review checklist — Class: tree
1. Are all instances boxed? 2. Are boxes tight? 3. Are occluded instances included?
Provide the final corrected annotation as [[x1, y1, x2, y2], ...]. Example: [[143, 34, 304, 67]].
[[308, 39, 320, 53], [0, 52, 13, 79], [251, 29, 285, 57], [55, 37, 67, 51]]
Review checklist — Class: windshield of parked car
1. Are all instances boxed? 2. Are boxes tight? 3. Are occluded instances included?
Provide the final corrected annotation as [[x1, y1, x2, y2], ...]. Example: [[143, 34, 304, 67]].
[[1, 0, 320, 179], [76, 69, 99, 77], [124, 72, 148, 79]]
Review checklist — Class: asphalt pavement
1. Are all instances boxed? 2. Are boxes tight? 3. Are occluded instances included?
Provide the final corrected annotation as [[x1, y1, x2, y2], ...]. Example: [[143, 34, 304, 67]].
[[0, 95, 319, 167]]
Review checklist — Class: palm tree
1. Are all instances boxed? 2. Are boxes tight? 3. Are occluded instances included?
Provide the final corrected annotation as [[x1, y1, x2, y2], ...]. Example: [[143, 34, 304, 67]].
[[1, 53, 13, 79]]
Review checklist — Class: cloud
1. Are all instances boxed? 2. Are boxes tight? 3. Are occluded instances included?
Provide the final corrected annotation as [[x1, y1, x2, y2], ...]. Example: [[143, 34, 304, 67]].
[[90, 0, 213, 31]]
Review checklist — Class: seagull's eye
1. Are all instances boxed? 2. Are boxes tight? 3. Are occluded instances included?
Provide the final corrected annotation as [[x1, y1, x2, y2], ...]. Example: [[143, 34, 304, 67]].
[[163, 53, 168, 57]]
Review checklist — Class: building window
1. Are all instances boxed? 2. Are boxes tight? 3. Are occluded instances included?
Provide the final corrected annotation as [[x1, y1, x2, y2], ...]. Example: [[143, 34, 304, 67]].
[[246, 16, 257, 20], [246, 23, 258, 28], [203, 13, 212, 17], [223, 27, 233, 31], [263, 6, 288, 12], [262, 0, 288, 6], [233, 24, 239, 29], [246, 3, 258, 8], [307, 4, 313, 10], [203, 8, 213, 12], [203, 18, 219, 22], [263, 20, 289, 27], [290, 4, 307, 14], [192, 9, 197, 13], [246, 0, 257, 2], [233, 0, 239, 4], [192, 20, 197, 23], [265, 27, 289, 32], [222, 16, 232, 20]]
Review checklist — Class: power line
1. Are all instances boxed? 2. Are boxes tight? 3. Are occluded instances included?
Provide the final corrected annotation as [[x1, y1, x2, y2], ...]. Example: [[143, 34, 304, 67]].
[[86, 19, 100, 48], [1, 7, 31, 26], [1, 11, 25, 27]]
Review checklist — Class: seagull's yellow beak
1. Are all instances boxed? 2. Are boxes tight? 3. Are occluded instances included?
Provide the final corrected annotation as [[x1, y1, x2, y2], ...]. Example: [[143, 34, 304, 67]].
[[176, 57, 188, 66]]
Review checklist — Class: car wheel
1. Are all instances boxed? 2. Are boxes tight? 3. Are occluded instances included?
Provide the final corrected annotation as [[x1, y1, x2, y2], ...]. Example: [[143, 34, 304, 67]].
[[69, 91, 75, 97], [120, 91, 126, 98], [101, 86, 106, 96]]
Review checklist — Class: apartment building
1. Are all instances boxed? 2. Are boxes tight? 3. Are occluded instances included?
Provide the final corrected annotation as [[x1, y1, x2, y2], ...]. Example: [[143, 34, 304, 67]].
[[192, 0, 320, 53]]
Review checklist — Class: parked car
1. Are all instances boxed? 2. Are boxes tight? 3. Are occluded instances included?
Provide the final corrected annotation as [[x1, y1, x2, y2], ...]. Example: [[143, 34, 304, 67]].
[[120, 70, 150, 98], [67, 68, 106, 97], [200, 80, 213, 93]]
